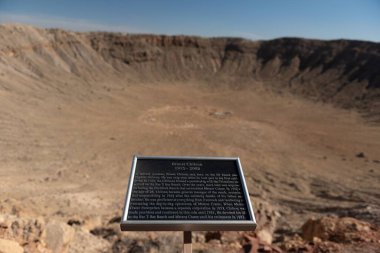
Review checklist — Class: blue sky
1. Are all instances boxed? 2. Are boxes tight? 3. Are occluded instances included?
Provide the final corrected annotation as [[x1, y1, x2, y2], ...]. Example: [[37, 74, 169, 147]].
[[0, 0, 379, 41]]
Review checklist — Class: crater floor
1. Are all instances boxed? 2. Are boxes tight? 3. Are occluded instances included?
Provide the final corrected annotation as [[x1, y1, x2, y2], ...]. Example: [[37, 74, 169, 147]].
[[1, 83, 379, 230]]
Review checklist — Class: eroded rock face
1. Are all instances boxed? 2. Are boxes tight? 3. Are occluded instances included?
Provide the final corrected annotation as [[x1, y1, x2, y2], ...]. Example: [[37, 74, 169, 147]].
[[0, 24, 379, 117], [86, 33, 380, 116]]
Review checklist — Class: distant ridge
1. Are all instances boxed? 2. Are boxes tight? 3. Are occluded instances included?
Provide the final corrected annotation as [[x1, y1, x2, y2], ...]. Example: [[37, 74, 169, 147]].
[[0, 24, 379, 118]]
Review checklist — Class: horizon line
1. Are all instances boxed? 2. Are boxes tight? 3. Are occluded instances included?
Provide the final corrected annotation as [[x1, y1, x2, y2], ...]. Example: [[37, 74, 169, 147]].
[[0, 13, 378, 43]]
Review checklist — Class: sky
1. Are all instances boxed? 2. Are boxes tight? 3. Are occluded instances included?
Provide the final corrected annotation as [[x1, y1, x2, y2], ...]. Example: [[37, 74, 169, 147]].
[[0, 0, 379, 42]]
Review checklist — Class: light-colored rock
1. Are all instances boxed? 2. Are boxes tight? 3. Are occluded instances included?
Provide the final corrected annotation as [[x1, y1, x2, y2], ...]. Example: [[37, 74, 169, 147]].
[[302, 217, 331, 241], [0, 238, 23, 253], [251, 199, 278, 235], [193, 232, 205, 243], [256, 229, 273, 245], [43, 221, 75, 253], [68, 228, 110, 253], [82, 216, 102, 231]]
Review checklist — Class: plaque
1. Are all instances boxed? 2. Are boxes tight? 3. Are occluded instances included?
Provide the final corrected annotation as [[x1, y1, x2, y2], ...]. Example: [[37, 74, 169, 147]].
[[120, 156, 256, 231]]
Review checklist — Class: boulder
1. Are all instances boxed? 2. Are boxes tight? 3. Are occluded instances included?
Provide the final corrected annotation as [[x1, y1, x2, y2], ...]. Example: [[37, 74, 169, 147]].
[[243, 234, 283, 253], [301, 216, 378, 243], [68, 228, 110, 253], [0, 238, 23, 253], [43, 220, 75, 253], [256, 229, 273, 245]]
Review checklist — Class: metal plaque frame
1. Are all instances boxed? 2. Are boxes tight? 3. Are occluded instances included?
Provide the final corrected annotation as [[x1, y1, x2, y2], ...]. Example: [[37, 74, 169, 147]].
[[120, 155, 256, 231]]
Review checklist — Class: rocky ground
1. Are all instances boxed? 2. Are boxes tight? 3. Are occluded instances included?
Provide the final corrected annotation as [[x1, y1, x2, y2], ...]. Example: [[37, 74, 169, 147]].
[[1, 212, 379, 253], [0, 24, 379, 252]]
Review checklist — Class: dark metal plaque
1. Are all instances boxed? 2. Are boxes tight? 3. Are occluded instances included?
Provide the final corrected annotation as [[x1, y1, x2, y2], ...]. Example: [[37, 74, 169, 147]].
[[120, 156, 256, 231]]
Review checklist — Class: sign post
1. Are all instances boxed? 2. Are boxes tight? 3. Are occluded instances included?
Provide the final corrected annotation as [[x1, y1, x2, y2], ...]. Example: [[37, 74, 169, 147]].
[[184, 231, 192, 253], [121, 156, 256, 252]]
